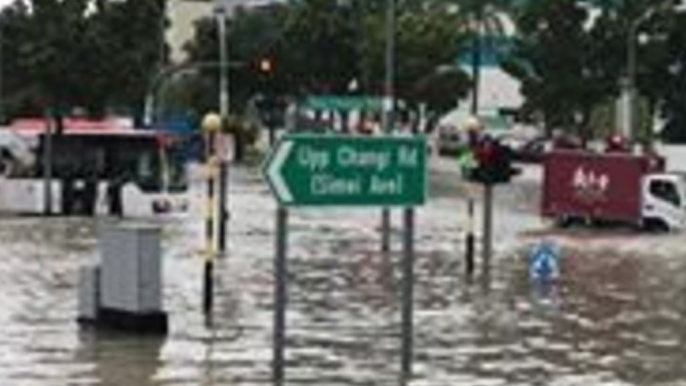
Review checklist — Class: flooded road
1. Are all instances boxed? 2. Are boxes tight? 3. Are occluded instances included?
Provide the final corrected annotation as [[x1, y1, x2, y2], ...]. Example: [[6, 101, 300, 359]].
[[1, 164, 686, 385]]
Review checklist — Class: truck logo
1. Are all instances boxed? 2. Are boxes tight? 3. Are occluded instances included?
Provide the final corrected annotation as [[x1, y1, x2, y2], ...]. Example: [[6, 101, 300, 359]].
[[572, 167, 609, 203]]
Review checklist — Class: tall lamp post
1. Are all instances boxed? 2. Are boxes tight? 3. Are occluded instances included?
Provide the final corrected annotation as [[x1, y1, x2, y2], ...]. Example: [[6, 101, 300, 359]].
[[380, 0, 395, 254], [214, 0, 231, 255], [625, 13, 649, 141]]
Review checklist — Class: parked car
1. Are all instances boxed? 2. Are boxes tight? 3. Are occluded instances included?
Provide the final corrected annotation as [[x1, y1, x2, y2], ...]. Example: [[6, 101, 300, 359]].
[[436, 124, 467, 156], [510, 136, 549, 163], [511, 133, 584, 163]]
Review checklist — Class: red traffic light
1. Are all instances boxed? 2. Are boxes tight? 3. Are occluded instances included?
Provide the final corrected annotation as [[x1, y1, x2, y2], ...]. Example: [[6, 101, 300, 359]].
[[475, 139, 496, 166], [259, 58, 273, 73]]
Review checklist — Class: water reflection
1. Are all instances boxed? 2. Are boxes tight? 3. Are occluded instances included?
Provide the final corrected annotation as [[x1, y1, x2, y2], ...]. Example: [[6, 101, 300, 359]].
[[75, 330, 164, 386]]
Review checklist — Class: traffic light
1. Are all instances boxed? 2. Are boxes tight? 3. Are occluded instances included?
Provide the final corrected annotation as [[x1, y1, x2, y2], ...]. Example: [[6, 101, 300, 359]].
[[259, 57, 274, 74], [467, 138, 520, 185]]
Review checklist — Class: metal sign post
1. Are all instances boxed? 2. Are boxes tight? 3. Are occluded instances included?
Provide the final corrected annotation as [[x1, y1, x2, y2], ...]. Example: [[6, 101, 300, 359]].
[[273, 206, 288, 386], [263, 134, 426, 385], [216, 5, 230, 256], [466, 197, 475, 276], [400, 208, 415, 385], [482, 184, 493, 285], [381, 0, 396, 254]]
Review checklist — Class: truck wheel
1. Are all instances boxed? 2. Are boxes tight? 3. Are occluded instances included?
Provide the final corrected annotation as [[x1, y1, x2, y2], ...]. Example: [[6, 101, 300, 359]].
[[642, 218, 669, 233], [555, 215, 576, 228]]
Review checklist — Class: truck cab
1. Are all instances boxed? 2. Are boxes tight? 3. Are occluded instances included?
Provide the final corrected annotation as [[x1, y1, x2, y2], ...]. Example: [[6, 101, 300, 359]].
[[642, 173, 686, 231]]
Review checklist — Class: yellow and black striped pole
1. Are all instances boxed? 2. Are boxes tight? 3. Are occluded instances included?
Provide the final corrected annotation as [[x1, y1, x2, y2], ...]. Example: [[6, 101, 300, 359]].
[[202, 112, 222, 317]]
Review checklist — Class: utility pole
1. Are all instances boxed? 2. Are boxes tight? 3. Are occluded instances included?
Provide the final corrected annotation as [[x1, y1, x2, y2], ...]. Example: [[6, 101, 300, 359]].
[[215, 3, 230, 255], [0, 22, 4, 124], [43, 114, 53, 215], [380, 0, 395, 253], [626, 20, 639, 141]]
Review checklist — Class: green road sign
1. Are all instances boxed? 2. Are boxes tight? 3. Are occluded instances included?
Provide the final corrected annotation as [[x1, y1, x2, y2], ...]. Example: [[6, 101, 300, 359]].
[[263, 134, 427, 207], [302, 96, 385, 112]]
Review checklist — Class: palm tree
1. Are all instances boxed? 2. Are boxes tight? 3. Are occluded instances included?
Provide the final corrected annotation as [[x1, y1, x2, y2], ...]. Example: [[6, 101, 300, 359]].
[[437, 0, 512, 115]]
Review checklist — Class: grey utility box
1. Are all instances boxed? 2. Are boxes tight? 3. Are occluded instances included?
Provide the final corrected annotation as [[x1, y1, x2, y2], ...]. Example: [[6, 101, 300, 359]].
[[77, 265, 100, 321], [99, 224, 162, 313]]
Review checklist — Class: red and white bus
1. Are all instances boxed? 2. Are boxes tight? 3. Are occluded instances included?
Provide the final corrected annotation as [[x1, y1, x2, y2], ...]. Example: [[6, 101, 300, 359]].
[[0, 118, 189, 217]]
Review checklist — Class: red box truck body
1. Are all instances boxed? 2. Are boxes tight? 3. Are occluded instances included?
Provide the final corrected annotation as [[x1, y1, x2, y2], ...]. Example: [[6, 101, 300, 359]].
[[542, 150, 664, 224]]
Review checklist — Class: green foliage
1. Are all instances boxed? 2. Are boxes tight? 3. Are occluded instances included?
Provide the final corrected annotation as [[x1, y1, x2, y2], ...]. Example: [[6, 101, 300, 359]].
[[1, 0, 165, 121], [503, 0, 600, 138], [659, 7, 686, 142], [182, 0, 471, 123], [503, 0, 686, 141]]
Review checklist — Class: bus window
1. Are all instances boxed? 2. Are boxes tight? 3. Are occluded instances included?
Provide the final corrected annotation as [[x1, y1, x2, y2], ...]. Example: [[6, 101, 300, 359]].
[[163, 145, 188, 192], [134, 150, 163, 192]]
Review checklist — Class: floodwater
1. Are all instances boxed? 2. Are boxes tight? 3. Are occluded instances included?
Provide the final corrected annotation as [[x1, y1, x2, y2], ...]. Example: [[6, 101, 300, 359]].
[[1, 164, 686, 386]]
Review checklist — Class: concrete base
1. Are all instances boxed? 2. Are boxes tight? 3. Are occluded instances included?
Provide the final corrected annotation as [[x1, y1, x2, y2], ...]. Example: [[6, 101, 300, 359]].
[[78, 308, 168, 335]]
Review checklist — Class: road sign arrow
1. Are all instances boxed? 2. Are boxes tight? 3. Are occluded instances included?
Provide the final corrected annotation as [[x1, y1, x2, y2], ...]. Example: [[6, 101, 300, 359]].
[[265, 139, 294, 204]]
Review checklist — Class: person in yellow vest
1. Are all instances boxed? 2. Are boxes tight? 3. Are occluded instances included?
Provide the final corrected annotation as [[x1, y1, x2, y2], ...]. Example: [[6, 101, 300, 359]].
[[457, 115, 483, 178]]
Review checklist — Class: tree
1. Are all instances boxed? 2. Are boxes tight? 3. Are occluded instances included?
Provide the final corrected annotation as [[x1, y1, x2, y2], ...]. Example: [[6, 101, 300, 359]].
[[359, 1, 469, 118], [659, 9, 686, 142], [435, 0, 512, 114], [182, 0, 471, 132], [277, 0, 360, 95], [503, 1, 593, 137], [90, 0, 166, 123], [1, 1, 37, 118], [0, 0, 166, 121], [183, 4, 290, 114], [590, 0, 676, 140], [503, 0, 681, 141]]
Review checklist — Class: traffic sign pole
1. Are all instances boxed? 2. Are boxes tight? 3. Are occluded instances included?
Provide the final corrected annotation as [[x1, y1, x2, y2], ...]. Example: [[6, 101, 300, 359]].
[[482, 184, 493, 286], [273, 206, 288, 386], [400, 208, 415, 385], [466, 198, 475, 276], [381, 0, 396, 254]]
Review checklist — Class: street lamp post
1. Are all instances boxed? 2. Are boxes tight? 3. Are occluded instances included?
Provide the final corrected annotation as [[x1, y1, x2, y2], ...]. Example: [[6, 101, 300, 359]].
[[144, 61, 245, 128], [380, 0, 395, 254], [215, 2, 230, 255], [624, 4, 677, 141], [626, 16, 643, 141], [0, 20, 3, 124]]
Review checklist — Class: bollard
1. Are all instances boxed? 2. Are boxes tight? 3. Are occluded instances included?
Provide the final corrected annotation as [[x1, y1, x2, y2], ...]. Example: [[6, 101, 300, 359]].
[[77, 265, 100, 323], [465, 198, 475, 276]]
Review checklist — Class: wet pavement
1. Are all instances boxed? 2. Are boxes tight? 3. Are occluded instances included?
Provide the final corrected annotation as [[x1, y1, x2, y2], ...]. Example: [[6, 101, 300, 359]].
[[1, 161, 686, 385]]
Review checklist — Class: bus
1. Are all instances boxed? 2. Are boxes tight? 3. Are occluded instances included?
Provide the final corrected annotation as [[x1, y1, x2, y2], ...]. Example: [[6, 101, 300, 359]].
[[0, 118, 189, 217]]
